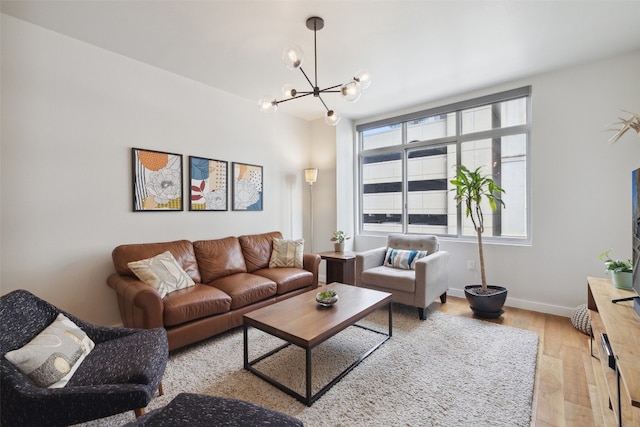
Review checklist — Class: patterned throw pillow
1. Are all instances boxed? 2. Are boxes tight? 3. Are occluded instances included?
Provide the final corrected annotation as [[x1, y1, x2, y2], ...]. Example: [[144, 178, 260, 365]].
[[5, 313, 95, 388], [269, 238, 304, 268], [383, 248, 428, 270], [128, 251, 195, 298]]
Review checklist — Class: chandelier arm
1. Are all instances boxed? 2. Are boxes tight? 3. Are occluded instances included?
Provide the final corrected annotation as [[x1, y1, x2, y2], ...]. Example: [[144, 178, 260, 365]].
[[319, 84, 342, 92], [274, 92, 314, 105], [298, 67, 316, 90], [317, 95, 330, 112]]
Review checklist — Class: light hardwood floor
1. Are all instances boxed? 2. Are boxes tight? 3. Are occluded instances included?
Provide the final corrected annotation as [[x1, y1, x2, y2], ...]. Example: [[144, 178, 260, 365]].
[[431, 295, 599, 427]]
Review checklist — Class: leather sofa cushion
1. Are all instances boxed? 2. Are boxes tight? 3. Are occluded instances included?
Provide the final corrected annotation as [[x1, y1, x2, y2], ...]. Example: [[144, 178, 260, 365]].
[[253, 268, 313, 294], [361, 266, 416, 293], [112, 240, 201, 283], [210, 273, 277, 310], [162, 284, 231, 326], [238, 231, 282, 273], [193, 237, 247, 283]]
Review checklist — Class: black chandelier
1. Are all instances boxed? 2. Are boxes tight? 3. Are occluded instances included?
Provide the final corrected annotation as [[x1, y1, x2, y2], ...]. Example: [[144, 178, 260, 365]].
[[258, 16, 371, 126]]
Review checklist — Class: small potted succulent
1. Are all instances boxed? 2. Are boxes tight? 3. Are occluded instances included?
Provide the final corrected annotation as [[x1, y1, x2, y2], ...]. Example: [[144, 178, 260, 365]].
[[599, 248, 633, 290], [330, 230, 351, 253]]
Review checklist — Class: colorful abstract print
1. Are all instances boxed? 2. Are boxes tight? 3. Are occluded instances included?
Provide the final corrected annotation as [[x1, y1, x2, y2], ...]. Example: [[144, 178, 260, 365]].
[[190, 157, 228, 211], [133, 149, 182, 210], [233, 163, 262, 211]]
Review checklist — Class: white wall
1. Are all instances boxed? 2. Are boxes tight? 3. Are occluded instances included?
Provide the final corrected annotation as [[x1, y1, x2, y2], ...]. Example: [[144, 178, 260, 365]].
[[1, 15, 311, 325], [350, 50, 640, 316]]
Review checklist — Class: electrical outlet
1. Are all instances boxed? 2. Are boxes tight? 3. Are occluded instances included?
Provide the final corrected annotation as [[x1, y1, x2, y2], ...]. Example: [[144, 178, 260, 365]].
[[467, 260, 475, 271]]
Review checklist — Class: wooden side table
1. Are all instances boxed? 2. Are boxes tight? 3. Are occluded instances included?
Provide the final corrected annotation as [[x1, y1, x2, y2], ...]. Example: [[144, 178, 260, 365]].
[[318, 251, 356, 285]]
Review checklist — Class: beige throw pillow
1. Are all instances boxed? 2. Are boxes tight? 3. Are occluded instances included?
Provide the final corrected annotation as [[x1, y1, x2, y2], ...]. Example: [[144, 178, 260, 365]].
[[269, 238, 304, 268], [128, 251, 195, 298], [5, 313, 95, 388]]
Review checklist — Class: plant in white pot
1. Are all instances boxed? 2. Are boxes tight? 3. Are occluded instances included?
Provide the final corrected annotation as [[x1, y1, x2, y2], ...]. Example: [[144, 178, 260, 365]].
[[450, 165, 507, 318], [599, 248, 633, 290], [330, 230, 350, 253]]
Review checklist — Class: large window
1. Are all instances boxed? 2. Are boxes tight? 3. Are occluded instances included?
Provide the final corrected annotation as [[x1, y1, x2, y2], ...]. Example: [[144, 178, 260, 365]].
[[357, 87, 530, 242]]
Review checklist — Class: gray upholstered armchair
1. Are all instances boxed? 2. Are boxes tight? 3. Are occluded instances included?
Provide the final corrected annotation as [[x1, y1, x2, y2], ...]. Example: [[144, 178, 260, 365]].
[[1, 289, 168, 426], [355, 234, 449, 320]]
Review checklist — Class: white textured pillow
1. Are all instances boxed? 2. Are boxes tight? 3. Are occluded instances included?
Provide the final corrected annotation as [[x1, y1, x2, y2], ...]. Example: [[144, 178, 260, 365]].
[[383, 248, 428, 270], [128, 251, 195, 298], [4, 313, 95, 388], [269, 238, 304, 268]]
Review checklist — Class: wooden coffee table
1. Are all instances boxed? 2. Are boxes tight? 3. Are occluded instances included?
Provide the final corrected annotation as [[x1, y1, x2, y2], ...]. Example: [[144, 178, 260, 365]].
[[243, 282, 392, 406]]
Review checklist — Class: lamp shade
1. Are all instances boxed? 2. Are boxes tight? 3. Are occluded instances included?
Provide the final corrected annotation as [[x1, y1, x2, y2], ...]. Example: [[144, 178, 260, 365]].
[[325, 110, 341, 126], [304, 168, 318, 184], [354, 69, 372, 89], [282, 45, 304, 70], [341, 80, 362, 103], [258, 96, 277, 112]]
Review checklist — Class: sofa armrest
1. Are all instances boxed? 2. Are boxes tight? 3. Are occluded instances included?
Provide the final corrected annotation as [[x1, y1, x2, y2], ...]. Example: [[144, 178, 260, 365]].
[[303, 253, 321, 288], [355, 247, 387, 286], [106, 274, 164, 330], [414, 250, 449, 305]]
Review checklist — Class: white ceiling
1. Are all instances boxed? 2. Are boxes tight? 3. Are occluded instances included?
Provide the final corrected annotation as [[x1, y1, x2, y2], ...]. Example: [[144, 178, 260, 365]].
[[3, 0, 640, 122]]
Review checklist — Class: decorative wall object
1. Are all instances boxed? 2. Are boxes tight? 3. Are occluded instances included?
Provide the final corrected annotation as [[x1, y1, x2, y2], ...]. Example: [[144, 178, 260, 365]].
[[132, 148, 183, 211], [189, 156, 228, 211], [232, 162, 263, 211]]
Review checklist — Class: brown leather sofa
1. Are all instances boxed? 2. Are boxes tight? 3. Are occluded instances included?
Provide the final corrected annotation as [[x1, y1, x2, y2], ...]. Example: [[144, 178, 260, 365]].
[[107, 231, 320, 351]]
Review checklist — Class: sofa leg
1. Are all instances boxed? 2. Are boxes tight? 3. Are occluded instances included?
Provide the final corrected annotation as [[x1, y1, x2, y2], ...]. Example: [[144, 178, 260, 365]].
[[418, 307, 426, 320], [439, 292, 447, 303], [134, 408, 146, 418], [158, 381, 164, 396]]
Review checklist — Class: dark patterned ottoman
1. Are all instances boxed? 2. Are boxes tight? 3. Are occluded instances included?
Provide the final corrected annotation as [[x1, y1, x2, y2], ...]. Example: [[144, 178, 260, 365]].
[[124, 393, 303, 426]]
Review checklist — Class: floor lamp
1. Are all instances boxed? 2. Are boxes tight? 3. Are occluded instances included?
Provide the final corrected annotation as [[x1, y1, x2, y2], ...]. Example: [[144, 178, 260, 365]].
[[304, 168, 318, 252]]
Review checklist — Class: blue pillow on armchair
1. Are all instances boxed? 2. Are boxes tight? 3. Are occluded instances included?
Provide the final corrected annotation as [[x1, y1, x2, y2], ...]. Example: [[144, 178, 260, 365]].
[[383, 248, 428, 270]]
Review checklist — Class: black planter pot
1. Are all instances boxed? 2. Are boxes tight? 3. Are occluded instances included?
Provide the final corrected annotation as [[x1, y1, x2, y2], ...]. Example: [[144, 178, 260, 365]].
[[464, 285, 508, 319]]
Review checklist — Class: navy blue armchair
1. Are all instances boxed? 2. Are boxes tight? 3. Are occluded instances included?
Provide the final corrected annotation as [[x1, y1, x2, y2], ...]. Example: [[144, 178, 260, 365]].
[[1, 289, 168, 426]]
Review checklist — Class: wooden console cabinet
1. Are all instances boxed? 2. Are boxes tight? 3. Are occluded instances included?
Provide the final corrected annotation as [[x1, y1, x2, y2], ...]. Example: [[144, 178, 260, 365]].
[[587, 277, 640, 426]]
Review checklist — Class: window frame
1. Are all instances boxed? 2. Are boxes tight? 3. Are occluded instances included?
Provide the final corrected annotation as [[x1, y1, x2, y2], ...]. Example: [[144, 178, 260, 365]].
[[356, 86, 532, 245]]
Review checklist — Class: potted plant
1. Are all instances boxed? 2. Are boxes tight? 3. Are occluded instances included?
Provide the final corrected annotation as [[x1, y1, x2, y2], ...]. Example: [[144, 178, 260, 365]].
[[330, 230, 350, 253], [450, 165, 507, 318], [599, 248, 633, 290]]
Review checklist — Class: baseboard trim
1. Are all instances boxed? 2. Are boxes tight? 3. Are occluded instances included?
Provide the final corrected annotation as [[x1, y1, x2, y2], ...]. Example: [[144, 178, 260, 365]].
[[445, 288, 574, 318]]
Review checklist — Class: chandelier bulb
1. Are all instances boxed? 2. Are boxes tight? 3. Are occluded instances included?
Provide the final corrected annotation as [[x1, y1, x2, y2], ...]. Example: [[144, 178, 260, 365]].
[[282, 84, 297, 98], [325, 110, 341, 126], [282, 45, 304, 70], [258, 96, 278, 113], [341, 80, 362, 103], [354, 69, 372, 90]]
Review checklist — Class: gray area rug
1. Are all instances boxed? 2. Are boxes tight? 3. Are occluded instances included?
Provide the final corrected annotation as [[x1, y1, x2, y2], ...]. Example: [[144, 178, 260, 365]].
[[80, 305, 538, 427]]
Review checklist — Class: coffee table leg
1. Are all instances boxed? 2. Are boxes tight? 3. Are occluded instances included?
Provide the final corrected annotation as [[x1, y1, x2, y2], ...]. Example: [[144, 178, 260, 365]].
[[243, 323, 249, 369], [306, 347, 312, 405], [388, 301, 393, 337]]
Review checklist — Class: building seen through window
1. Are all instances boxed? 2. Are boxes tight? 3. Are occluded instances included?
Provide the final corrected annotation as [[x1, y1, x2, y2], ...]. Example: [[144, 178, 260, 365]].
[[357, 87, 530, 242]]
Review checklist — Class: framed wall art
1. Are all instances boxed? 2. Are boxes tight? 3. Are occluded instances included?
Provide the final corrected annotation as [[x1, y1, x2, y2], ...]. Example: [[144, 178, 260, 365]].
[[132, 148, 183, 211], [189, 156, 228, 211], [232, 162, 263, 211]]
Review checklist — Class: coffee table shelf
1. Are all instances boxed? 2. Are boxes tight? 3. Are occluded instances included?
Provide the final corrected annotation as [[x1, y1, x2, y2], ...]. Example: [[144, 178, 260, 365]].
[[243, 283, 392, 406]]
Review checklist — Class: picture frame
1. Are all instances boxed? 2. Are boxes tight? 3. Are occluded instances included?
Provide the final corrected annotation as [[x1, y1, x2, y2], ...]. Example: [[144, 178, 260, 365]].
[[189, 156, 228, 211], [132, 148, 183, 211], [232, 162, 263, 211]]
